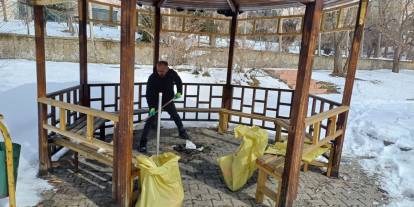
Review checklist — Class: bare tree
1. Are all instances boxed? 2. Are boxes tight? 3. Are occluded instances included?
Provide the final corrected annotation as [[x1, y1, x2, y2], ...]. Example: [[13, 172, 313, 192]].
[[65, 2, 75, 36], [325, 8, 355, 76], [1, 0, 7, 21], [375, 0, 414, 73]]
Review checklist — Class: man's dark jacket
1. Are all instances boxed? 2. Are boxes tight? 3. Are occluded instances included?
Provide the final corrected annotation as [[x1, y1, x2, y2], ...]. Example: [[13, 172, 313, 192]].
[[146, 69, 183, 108]]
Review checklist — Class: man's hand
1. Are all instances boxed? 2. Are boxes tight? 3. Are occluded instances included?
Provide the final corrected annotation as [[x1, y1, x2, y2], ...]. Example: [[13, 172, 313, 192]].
[[149, 108, 156, 116], [174, 92, 182, 100]]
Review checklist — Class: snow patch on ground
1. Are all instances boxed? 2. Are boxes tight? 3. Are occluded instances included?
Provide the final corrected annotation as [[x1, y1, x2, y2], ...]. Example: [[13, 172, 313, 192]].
[[311, 70, 414, 206]]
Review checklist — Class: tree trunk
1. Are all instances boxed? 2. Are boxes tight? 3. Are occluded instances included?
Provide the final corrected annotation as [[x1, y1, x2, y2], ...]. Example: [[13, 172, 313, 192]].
[[384, 45, 389, 58], [1, 0, 7, 22], [209, 34, 216, 47], [66, 3, 75, 35], [333, 33, 344, 75], [392, 45, 401, 73], [375, 33, 382, 58], [25, 4, 31, 35]]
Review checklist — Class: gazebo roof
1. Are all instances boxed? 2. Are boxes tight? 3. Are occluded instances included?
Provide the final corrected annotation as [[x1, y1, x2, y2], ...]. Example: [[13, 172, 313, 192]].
[[31, 0, 359, 11]]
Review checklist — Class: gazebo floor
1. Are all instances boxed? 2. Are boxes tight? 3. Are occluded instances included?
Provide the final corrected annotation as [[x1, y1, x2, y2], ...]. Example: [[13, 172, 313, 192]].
[[37, 127, 388, 207]]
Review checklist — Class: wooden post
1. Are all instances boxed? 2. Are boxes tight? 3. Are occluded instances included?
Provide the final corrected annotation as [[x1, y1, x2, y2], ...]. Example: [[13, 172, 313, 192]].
[[34, 5, 50, 176], [222, 11, 237, 110], [79, 0, 89, 107], [331, 0, 369, 178], [116, 0, 137, 206], [278, 1, 323, 206], [153, 6, 161, 72]]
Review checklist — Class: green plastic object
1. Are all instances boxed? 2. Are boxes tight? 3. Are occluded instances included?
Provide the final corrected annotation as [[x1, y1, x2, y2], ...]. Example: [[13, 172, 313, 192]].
[[0, 142, 20, 198]]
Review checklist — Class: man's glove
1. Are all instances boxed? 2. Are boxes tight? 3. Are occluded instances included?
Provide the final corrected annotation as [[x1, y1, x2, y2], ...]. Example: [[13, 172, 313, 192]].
[[174, 92, 182, 100], [149, 108, 156, 116]]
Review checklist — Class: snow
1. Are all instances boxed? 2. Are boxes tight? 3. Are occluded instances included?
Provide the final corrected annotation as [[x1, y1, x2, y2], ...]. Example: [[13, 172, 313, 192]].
[[311, 69, 414, 206], [0, 58, 413, 206], [0, 20, 122, 40]]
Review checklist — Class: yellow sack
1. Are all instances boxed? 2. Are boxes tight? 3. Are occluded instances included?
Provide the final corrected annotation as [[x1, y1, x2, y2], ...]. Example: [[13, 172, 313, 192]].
[[265, 141, 330, 163], [135, 152, 184, 207], [218, 125, 268, 191]]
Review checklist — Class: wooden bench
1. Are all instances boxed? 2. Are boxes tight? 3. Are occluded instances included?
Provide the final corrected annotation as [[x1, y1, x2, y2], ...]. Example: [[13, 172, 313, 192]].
[[38, 97, 141, 202], [256, 154, 286, 206], [255, 106, 349, 206], [50, 115, 106, 139]]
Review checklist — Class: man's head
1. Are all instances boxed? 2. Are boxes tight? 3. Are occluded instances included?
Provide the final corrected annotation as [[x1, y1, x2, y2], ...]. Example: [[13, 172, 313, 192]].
[[156, 61, 169, 77]]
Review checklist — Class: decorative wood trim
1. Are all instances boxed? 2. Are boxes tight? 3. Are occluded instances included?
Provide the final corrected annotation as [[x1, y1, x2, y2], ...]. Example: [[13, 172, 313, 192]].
[[30, 0, 67, 5]]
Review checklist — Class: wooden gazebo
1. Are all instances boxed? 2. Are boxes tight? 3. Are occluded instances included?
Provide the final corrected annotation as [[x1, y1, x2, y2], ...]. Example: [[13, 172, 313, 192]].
[[31, 0, 368, 206]]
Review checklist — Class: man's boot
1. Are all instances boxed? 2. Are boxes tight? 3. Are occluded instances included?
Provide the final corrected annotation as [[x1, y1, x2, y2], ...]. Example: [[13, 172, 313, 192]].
[[138, 137, 148, 153], [179, 128, 191, 140]]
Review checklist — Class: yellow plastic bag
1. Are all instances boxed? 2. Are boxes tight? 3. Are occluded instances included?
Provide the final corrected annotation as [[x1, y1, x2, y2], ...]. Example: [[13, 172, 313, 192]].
[[135, 152, 184, 207], [218, 125, 268, 191], [265, 141, 330, 163]]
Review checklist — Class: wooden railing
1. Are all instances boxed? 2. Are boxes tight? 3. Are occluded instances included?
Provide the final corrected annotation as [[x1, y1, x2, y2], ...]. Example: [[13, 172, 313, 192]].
[[44, 83, 341, 146], [46, 85, 81, 127], [46, 85, 82, 155], [88, 83, 225, 128], [88, 83, 297, 130], [218, 108, 290, 141], [304, 106, 348, 155], [39, 97, 118, 154], [230, 85, 294, 130]]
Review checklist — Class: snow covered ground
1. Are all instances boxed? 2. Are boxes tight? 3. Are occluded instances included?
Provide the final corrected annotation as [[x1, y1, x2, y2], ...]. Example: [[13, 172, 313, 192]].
[[312, 70, 414, 207], [0, 59, 413, 206]]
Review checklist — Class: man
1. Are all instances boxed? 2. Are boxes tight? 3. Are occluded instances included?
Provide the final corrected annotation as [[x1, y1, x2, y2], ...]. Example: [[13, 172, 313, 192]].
[[139, 61, 190, 153]]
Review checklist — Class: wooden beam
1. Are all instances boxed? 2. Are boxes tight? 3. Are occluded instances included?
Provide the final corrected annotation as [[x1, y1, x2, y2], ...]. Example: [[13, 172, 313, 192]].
[[30, 0, 66, 5], [79, 0, 89, 107], [60, 109, 66, 131], [304, 106, 349, 126], [117, 0, 137, 205], [331, 0, 369, 178], [222, 11, 237, 110], [157, 0, 167, 7], [86, 115, 94, 140], [153, 6, 161, 72], [38, 98, 119, 122], [278, 0, 323, 206], [43, 124, 114, 153], [226, 0, 238, 13], [34, 5, 50, 176]]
